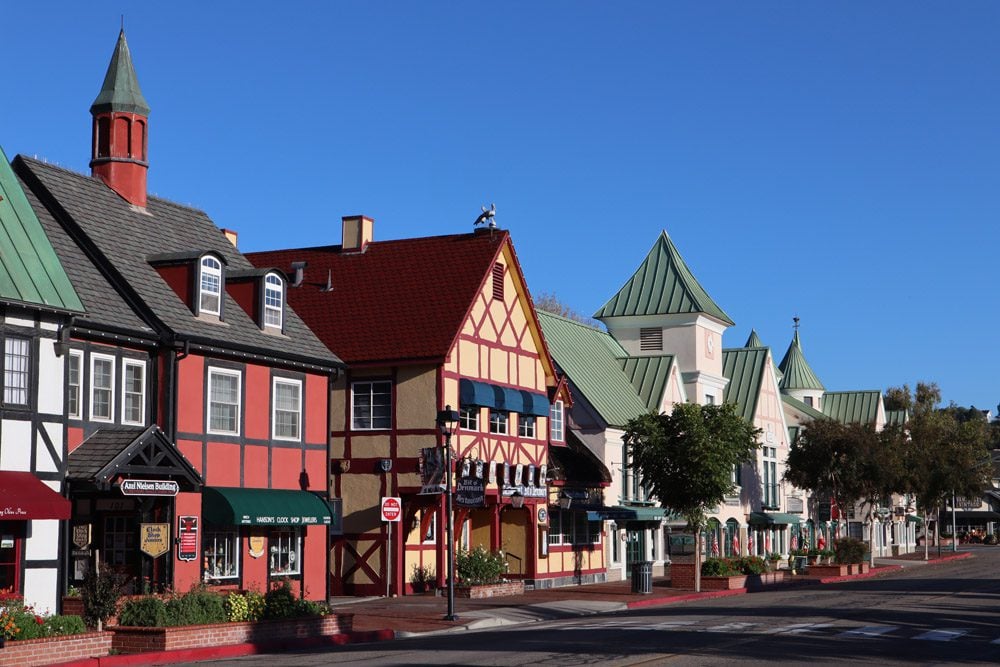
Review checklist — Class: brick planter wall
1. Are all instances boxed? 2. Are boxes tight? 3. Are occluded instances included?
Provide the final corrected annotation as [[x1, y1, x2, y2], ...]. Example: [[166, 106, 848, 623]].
[[455, 582, 525, 599], [0, 631, 112, 667], [111, 613, 353, 654], [808, 564, 849, 577], [670, 563, 696, 589], [701, 574, 748, 591]]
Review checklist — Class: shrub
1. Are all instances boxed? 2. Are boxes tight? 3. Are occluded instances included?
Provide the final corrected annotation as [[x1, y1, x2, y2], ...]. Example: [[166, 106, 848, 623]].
[[456, 546, 507, 585], [245, 590, 266, 621], [737, 556, 768, 575], [264, 581, 299, 620], [44, 614, 87, 636], [984, 534, 998, 545], [165, 589, 227, 626], [224, 593, 250, 622], [410, 564, 435, 591], [80, 567, 129, 628], [701, 557, 739, 577], [767, 552, 782, 562], [118, 597, 168, 627], [833, 537, 866, 564]]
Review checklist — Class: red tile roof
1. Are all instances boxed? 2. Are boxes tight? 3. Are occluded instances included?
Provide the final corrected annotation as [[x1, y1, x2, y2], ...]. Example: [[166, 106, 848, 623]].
[[246, 231, 508, 365]]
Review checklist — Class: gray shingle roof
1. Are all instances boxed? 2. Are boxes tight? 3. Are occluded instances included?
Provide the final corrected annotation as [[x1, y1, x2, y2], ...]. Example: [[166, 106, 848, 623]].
[[68, 427, 146, 480], [17, 157, 340, 368]]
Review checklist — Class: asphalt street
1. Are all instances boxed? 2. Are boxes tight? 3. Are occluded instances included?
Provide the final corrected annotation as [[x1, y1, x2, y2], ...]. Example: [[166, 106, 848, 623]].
[[181, 547, 1000, 666]]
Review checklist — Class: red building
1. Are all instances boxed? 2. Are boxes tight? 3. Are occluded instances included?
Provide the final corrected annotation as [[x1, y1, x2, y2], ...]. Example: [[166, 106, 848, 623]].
[[15, 31, 343, 600]]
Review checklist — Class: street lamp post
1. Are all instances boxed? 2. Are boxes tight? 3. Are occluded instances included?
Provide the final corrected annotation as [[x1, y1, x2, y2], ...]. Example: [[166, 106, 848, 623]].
[[437, 406, 460, 622]]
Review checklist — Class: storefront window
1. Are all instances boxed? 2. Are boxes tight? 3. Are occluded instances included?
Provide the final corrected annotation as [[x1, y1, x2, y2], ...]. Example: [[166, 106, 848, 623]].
[[204, 529, 239, 581], [0, 525, 21, 594], [270, 528, 301, 576]]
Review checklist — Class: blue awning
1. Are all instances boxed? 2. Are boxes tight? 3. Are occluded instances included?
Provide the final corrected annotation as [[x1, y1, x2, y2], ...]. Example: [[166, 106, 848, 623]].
[[460, 379, 498, 408], [499, 387, 524, 413], [520, 390, 550, 417]]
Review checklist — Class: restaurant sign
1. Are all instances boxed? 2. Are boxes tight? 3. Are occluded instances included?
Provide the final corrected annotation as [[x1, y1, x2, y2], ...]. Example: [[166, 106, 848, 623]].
[[455, 476, 486, 507]]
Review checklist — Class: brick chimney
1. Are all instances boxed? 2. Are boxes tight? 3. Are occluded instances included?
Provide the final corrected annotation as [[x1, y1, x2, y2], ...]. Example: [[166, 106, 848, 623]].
[[341, 215, 373, 253]]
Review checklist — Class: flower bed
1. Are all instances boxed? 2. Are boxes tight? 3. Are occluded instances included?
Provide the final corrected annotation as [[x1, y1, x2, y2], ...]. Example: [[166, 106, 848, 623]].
[[455, 581, 525, 599], [0, 631, 113, 667], [111, 614, 353, 654]]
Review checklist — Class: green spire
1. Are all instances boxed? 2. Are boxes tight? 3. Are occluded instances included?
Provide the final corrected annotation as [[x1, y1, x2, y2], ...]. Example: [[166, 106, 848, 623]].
[[594, 230, 734, 325], [745, 329, 764, 347], [91, 30, 150, 116], [778, 330, 825, 392]]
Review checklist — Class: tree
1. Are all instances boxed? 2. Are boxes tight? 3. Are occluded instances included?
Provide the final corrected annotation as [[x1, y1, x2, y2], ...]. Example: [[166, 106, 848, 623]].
[[623, 402, 760, 592], [533, 292, 602, 327]]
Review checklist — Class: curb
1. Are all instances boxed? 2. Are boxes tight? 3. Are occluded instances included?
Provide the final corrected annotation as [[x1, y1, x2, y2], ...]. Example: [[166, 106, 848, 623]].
[[626, 588, 746, 609], [816, 564, 903, 585], [44, 629, 395, 667]]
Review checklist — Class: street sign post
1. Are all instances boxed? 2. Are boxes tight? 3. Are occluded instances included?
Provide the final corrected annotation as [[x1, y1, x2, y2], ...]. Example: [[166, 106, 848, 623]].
[[381, 497, 402, 522]]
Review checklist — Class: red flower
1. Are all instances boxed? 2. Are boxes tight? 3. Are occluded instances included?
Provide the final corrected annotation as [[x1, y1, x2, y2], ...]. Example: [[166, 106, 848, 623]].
[[34, 615, 43, 625]]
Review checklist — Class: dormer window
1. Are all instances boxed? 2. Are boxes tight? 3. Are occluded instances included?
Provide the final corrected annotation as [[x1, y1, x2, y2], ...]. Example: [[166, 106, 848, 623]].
[[264, 273, 284, 329], [200, 256, 222, 316]]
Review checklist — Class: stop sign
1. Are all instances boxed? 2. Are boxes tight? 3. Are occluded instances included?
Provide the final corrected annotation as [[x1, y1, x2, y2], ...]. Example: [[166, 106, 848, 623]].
[[381, 496, 402, 522]]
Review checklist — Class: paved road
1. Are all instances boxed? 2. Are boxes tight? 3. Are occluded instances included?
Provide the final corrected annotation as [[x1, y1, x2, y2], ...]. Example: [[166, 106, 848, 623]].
[[185, 547, 1000, 666]]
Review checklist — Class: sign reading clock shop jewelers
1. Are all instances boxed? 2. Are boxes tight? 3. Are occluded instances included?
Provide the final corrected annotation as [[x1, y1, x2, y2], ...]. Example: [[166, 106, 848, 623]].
[[120, 479, 179, 497]]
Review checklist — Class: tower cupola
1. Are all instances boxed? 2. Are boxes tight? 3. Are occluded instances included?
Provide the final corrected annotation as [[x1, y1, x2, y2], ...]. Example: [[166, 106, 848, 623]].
[[90, 29, 150, 207]]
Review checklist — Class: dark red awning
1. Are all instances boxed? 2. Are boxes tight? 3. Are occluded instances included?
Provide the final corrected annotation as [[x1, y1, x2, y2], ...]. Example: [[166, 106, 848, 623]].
[[0, 471, 70, 520]]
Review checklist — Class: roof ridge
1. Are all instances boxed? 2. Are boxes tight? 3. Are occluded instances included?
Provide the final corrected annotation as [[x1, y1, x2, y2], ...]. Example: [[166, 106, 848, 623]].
[[536, 309, 606, 332]]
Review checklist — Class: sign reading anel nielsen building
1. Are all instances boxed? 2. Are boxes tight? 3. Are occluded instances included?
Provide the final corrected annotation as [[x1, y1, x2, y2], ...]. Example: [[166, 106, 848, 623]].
[[120, 479, 179, 496]]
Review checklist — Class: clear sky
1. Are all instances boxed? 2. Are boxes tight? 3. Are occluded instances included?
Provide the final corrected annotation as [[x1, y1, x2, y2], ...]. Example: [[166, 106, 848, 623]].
[[3, 3, 998, 410]]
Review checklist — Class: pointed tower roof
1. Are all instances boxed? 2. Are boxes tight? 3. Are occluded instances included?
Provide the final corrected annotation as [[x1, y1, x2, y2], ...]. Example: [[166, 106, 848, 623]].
[[90, 30, 150, 115], [594, 230, 734, 325], [745, 329, 764, 347], [778, 330, 825, 391]]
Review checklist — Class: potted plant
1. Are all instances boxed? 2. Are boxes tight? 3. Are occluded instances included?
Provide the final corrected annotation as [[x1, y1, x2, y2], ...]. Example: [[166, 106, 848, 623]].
[[409, 565, 434, 594]]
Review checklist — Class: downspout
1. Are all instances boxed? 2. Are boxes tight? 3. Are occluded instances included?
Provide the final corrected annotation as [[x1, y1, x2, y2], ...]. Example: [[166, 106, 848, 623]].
[[326, 365, 340, 603], [164, 339, 190, 442]]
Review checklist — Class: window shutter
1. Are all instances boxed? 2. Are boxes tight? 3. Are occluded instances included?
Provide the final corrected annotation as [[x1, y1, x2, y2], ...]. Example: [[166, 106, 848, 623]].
[[492, 263, 504, 301], [639, 327, 662, 351]]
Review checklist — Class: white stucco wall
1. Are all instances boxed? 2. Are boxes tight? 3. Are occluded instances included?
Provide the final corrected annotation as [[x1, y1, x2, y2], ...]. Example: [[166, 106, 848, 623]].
[[0, 419, 32, 470]]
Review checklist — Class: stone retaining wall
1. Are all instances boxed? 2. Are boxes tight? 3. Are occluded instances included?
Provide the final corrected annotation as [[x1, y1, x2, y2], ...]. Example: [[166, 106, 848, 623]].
[[456, 582, 525, 599]]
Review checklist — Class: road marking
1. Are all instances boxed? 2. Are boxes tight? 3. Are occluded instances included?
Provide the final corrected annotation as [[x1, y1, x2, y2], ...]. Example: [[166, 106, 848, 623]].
[[707, 622, 758, 633], [765, 623, 834, 635], [838, 625, 899, 638], [913, 629, 969, 642]]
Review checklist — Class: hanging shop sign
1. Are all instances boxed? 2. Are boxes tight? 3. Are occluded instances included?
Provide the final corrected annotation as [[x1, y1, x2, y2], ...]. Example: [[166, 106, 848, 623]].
[[418, 447, 446, 495], [72, 523, 92, 550], [501, 484, 547, 499], [455, 477, 486, 508], [537, 507, 548, 525], [140, 523, 170, 558], [177, 515, 199, 561], [248, 534, 266, 559], [120, 479, 179, 497]]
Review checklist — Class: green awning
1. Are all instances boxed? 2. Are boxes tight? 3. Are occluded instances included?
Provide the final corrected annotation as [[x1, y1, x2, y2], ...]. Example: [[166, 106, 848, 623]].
[[598, 505, 670, 523], [749, 512, 802, 526], [203, 487, 338, 527]]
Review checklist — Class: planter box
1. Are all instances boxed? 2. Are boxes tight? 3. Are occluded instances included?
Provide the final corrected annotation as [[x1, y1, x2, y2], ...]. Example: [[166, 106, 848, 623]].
[[111, 614, 353, 654], [0, 631, 112, 667], [701, 574, 747, 591], [808, 564, 849, 577], [455, 581, 525, 599]]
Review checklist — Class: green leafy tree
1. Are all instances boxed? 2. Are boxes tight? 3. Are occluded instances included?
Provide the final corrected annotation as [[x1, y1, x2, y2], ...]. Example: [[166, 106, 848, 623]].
[[624, 402, 760, 592]]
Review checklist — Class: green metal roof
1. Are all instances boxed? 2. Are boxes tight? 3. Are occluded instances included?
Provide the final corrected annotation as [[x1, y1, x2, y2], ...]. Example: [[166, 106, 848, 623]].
[[594, 230, 734, 325], [91, 30, 150, 115], [744, 329, 764, 347], [722, 347, 769, 423], [0, 147, 83, 312], [822, 390, 882, 425], [782, 393, 827, 420], [537, 311, 649, 427], [619, 354, 675, 413], [778, 331, 825, 391], [884, 409, 909, 426], [787, 425, 801, 443]]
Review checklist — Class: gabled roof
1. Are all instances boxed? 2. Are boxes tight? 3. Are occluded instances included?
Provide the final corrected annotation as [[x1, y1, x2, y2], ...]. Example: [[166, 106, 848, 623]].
[[91, 30, 150, 116], [548, 431, 612, 486], [0, 147, 83, 313], [745, 329, 764, 348], [619, 354, 675, 413], [246, 230, 514, 366], [722, 346, 770, 422], [884, 409, 909, 426], [778, 331, 825, 391], [593, 230, 734, 325], [16, 157, 339, 369], [822, 390, 883, 425], [537, 311, 648, 428], [782, 393, 827, 420], [68, 425, 202, 488]]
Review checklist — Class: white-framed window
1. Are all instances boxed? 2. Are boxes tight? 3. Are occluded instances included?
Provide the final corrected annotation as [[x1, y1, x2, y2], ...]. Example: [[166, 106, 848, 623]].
[[199, 256, 222, 316], [762, 445, 778, 509], [518, 415, 536, 438], [459, 405, 479, 431], [421, 509, 436, 544], [90, 354, 115, 422], [263, 273, 283, 329], [550, 400, 564, 442], [351, 381, 391, 430], [272, 377, 301, 440], [489, 409, 508, 435], [203, 529, 239, 581], [207, 368, 241, 435], [122, 360, 145, 425], [269, 528, 301, 576], [67, 350, 83, 419], [460, 517, 471, 551], [3, 336, 30, 407], [705, 394, 716, 405]]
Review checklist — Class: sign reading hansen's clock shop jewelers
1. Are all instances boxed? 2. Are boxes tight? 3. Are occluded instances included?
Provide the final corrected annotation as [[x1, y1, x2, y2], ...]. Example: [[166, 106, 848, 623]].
[[120, 479, 180, 497]]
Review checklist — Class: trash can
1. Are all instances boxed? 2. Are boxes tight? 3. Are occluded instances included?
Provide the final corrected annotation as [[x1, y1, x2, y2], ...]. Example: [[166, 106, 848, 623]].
[[631, 561, 653, 594]]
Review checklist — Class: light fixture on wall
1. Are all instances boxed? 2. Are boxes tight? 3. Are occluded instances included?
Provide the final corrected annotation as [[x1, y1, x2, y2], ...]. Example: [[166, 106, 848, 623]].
[[510, 491, 525, 509], [558, 491, 573, 510]]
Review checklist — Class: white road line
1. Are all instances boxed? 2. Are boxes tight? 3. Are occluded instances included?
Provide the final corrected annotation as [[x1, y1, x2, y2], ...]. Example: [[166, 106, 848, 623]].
[[765, 623, 834, 635], [913, 629, 969, 642], [706, 622, 758, 633], [837, 625, 899, 638]]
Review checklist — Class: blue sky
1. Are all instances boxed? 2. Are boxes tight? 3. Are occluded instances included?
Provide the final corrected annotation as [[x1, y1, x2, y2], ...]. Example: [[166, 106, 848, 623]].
[[3, 3, 998, 410]]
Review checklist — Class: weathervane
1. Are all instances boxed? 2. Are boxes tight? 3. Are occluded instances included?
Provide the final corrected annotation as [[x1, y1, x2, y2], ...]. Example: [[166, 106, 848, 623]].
[[793, 316, 800, 331], [474, 203, 496, 229]]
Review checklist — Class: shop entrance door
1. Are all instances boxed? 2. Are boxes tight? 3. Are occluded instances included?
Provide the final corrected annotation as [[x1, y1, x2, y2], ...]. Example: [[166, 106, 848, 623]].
[[625, 528, 645, 576], [103, 515, 139, 589]]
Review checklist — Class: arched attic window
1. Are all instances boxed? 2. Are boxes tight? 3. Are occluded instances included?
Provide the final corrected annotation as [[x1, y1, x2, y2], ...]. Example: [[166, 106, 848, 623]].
[[263, 272, 284, 329], [199, 255, 223, 316]]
